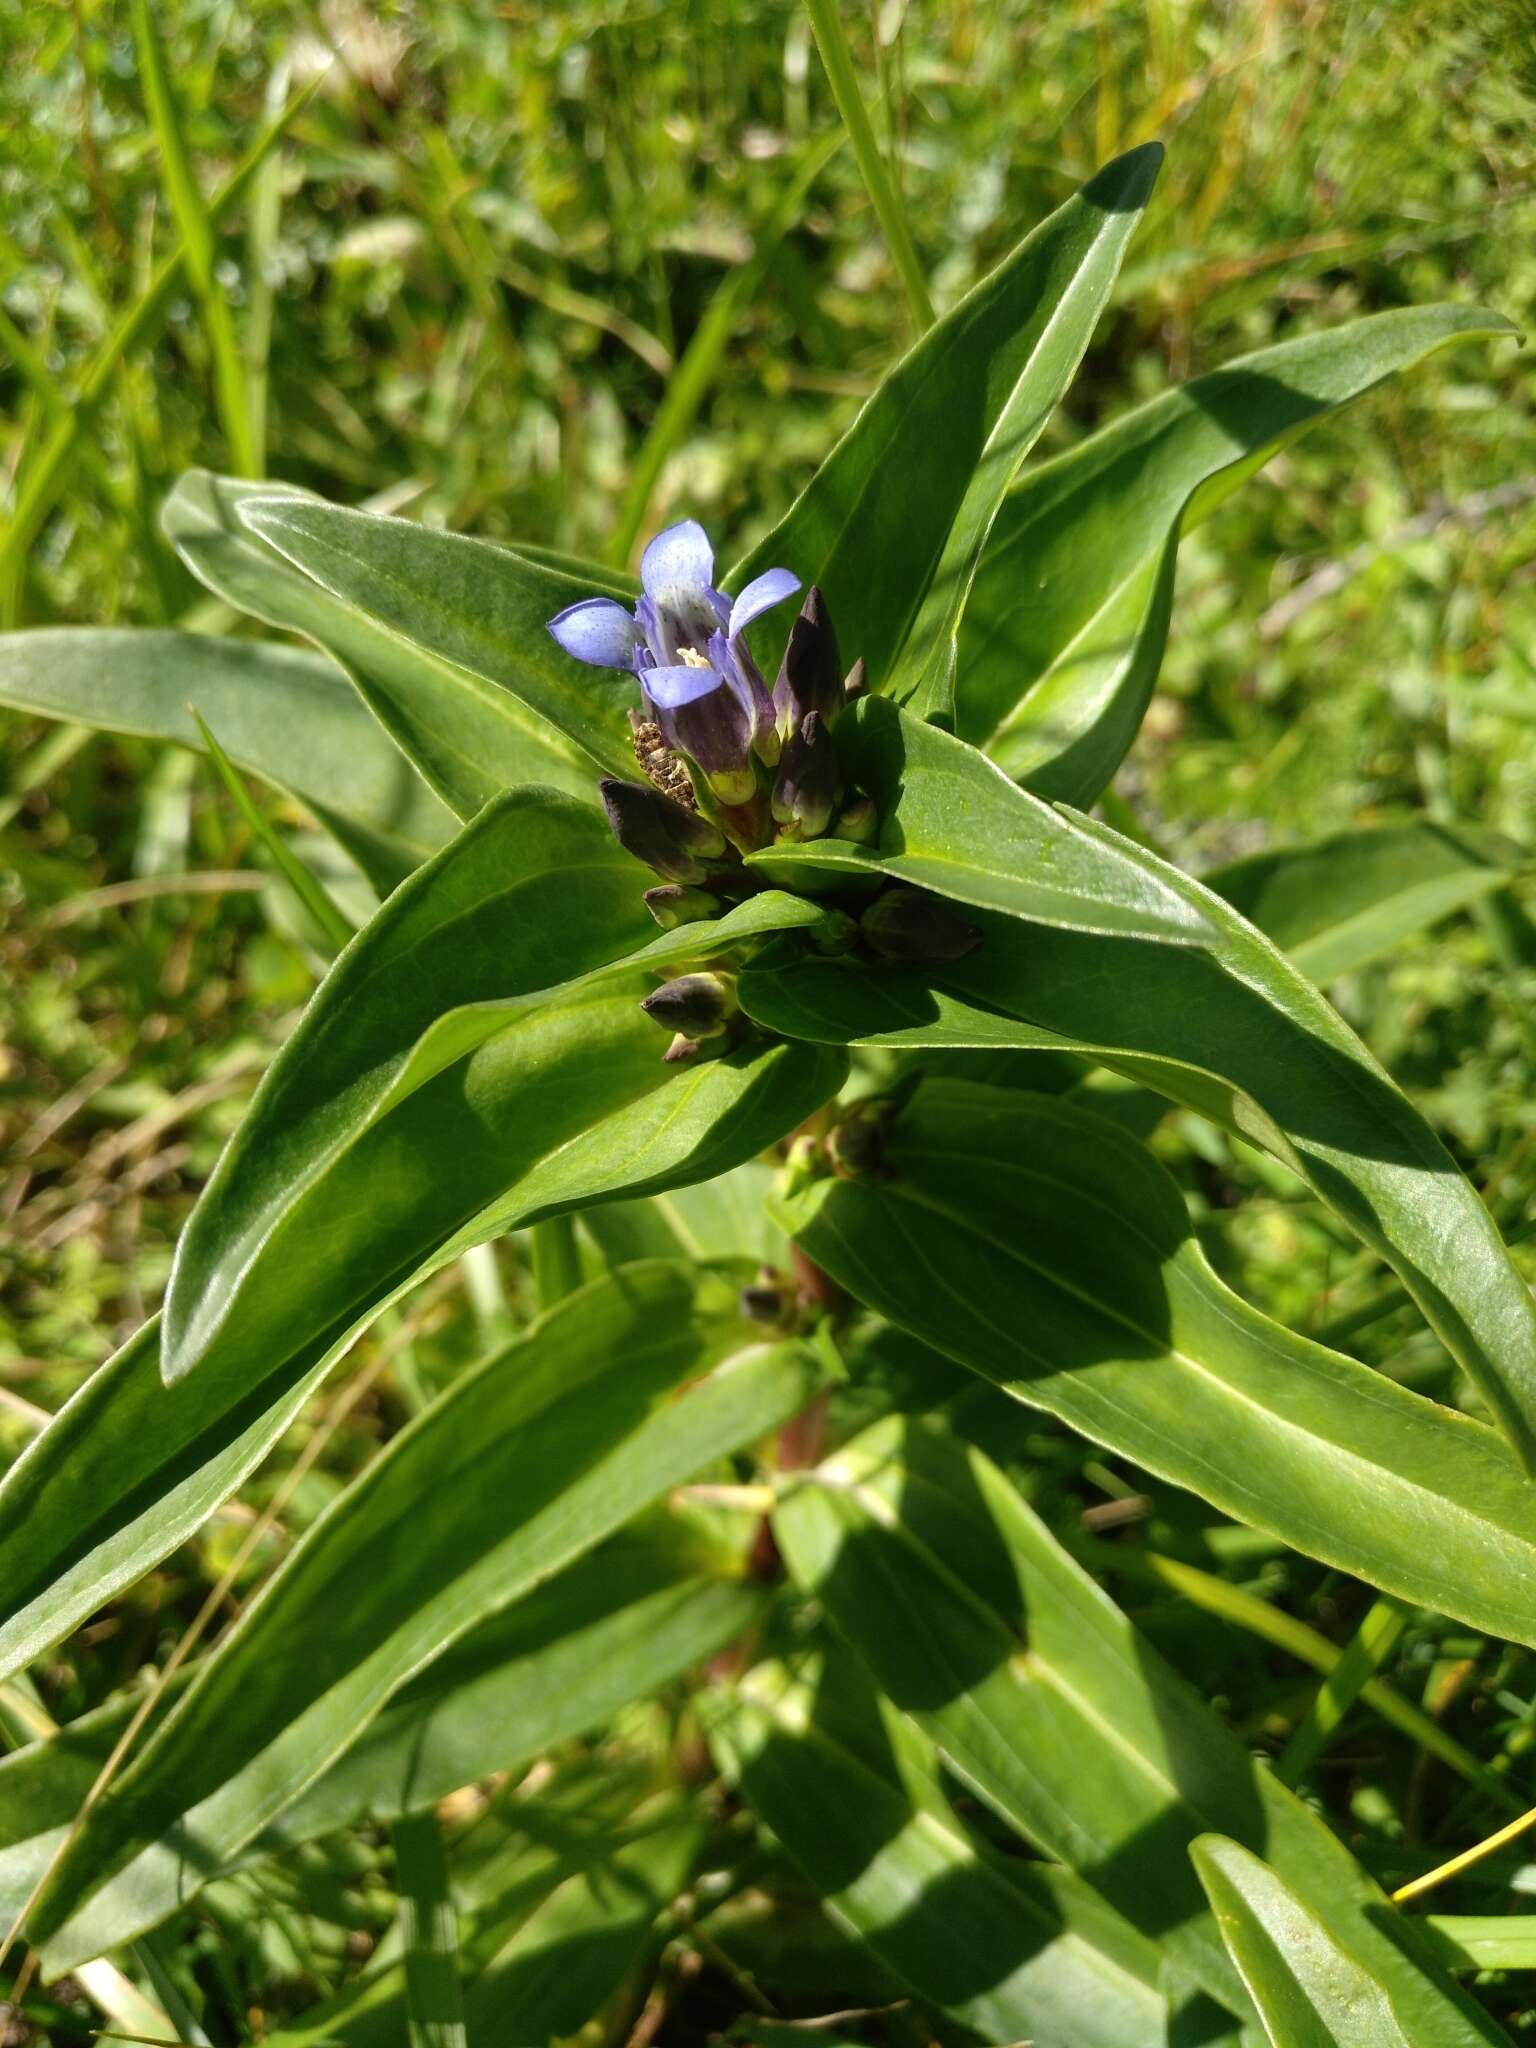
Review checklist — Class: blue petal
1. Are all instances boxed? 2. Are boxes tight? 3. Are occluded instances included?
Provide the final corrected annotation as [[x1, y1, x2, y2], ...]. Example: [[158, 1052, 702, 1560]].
[[547, 597, 642, 669], [728, 567, 801, 641], [640, 519, 715, 598], [642, 662, 727, 710]]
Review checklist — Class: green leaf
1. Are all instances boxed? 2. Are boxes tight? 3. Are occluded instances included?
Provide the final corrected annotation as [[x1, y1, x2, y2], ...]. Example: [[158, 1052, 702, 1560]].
[[772, 1417, 1512, 2046], [1207, 821, 1516, 983], [28, 1264, 824, 1968], [954, 306, 1519, 799], [158, 785, 833, 1398], [0, 1534, 760, 1926], [724, 146, 1162, 703], [392, 1812, 467, 2048], [237, 491, 638, 791], [160, 786, 648, 1386], [748, 697, 1214, 942], [887, 150, 1161, 725], [0, 1016, 838, 1683], [1420, 1918, 1536, 1973], [744, 809, 1536, 1469], [0, 627, 454, 892], [162, 470, 630, 815], [0, 937, 839, 1684], [1192, 1836, 1432, 2047], [772, 1081, 1536, 1647], [701, 1652, 1183, 2048]]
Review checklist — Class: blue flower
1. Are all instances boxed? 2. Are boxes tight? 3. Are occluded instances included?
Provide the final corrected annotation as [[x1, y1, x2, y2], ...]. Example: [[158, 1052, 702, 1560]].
[[547, 519, 800, 805]]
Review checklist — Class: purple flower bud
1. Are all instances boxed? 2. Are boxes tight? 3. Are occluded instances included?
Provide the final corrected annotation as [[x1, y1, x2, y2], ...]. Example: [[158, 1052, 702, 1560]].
[[643, 883, 721, 930], [771, 710, 843, 841], [644, 655, 759, 806], [860, 887, 983, 965], [773, 587, 844, 741], [600, 778, 728, 883], [843, 656, 868, 704], [640, 970, 739, 1039]]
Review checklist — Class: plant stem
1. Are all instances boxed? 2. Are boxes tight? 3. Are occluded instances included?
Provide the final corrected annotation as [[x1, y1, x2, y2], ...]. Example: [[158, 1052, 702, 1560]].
[[531, 1215, 583, 1311], [802, 0, 933, 332]]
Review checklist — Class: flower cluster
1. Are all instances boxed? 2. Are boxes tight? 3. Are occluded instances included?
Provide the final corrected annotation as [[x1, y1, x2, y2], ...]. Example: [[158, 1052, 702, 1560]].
[[547, 518, 866, 851], [548, 519, 976, 1059]]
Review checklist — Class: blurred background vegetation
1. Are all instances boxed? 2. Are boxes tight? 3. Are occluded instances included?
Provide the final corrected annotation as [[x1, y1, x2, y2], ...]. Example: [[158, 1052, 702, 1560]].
[[3, 0, 1536, 2037]]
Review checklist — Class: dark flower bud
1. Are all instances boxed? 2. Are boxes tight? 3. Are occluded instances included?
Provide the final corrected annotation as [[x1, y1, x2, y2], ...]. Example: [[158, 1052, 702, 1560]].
[[830, 791, 878, 844], [643, 883, 721, 930], [600, 778, 727, 884], [860, 886, 983, 965], [641, 970, 739, 1039], [843, 656, 868, 704], [773, 586, 843, 740], [771, 710, 843, 842], [827, 1101, 895, 1178], [740, 1267, 796, 1327]]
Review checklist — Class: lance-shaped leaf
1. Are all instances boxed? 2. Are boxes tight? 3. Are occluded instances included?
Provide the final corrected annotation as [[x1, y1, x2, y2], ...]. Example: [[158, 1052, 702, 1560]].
[[28, 1264, 824, 1968], [952, 306, 1518, 800], [743, 760, 1536, 1469], [1206, 820, 1516, 983], [748, 697, 1214, 943], [1192, 1836, 1437, 2047], [163, 470, 634, 815], [0, 1532, 762, 1925], [772, 1083, 1536, 1646], [159, 787, 838, 1392], [723, 146, 1162, 706], [0, 628, 454, 892], [772, 1417, 1513, 2046], [702, 1652, 1187, 2048], [0, 1026, 841, 1684]]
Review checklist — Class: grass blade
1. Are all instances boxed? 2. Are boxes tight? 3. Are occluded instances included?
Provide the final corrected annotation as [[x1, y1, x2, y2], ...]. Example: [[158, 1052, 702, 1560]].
[[130, 0, 257, 476], [802, 0, 932, 330], [193, 711, 356, 953], [606, 132, 842, 567], [393, 1811, 468, 2048], [0, 77, 317, 598]]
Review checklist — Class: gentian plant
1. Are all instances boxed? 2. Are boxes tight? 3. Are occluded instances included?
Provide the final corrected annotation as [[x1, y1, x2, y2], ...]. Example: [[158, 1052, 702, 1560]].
[[2, 137, 1534, 2047]]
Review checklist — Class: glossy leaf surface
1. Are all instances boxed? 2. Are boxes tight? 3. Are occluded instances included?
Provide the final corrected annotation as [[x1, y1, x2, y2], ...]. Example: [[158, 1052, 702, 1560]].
[[953, 306, 1517, 800], [163, 469, 629, 814], [30, 1264, 822, 1968], [725, 146, 1162, 705], [0, 627, 454, 891], [0, 1000, 839, 1688], [771, 1417, 1508, 2043], [744, 803, 1536, 1468], [748, 697, 1214, 942], [1193, 1836, 1431, 2047], [161, 788, 838, 1393], [0, 1534, 758, 1928], [703, 1654, 1178, 2048], [1207, 820, 1515, 983], [773, 1082, 1536, 1645]]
